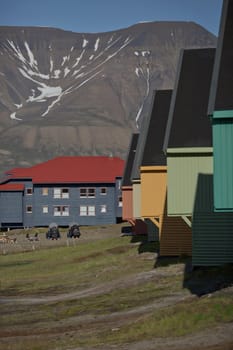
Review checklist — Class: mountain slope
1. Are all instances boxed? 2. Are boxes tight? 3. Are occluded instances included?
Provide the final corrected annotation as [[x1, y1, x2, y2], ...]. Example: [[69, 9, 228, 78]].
[[0, 22, 216, 174]]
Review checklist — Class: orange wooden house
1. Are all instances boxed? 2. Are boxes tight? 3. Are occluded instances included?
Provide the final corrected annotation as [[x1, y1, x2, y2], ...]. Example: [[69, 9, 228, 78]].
[[140, 90, 192, 255]]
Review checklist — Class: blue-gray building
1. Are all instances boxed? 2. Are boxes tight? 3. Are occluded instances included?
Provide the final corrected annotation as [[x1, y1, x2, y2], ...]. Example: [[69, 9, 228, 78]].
[[0, 156, 124, 228]]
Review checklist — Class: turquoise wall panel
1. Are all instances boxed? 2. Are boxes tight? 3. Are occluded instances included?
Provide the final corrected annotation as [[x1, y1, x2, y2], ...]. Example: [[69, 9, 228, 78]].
[[213, 115, 233, 212]]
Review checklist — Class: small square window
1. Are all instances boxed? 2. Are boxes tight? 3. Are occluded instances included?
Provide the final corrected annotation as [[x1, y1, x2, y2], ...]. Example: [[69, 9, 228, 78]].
[[100, 205, 107, 213], [42, 206, 48, 213], [26, 205, 32, 213], [26, 188, 33, 195], [42, 188, 49, 196], [100, 188, 107, 195]]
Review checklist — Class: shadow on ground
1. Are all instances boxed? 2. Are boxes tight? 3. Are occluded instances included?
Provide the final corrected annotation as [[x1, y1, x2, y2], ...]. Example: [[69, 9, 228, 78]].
[[182, 263, 233, 296], [130, 234, 160, 254], [156, 255, 233, 297]]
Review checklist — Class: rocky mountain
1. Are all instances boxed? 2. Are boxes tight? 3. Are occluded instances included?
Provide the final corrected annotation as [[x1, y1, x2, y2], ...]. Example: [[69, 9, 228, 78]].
[[0, 22, 216, 175]]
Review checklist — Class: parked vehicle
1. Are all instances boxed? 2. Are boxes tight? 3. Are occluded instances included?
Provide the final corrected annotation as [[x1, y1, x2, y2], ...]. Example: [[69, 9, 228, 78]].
[[46, 223, 61, 240], [67, 223, 81, 239]]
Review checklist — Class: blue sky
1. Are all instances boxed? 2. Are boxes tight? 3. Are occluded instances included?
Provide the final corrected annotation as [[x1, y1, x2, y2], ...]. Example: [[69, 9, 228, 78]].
[[0, 0, 223, 35]]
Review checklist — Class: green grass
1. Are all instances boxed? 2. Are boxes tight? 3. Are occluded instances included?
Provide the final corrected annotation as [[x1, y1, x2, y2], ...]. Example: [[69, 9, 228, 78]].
[[0, 228, 233, 350], [95, 294, 233, 345], [0, 236, 150, 295]]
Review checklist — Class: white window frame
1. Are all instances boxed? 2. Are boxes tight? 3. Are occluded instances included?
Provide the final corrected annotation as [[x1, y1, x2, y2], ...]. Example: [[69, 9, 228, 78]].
[[80, 205, 87, 216], [80, 205, 96, 216], [53, 205, 69, 216], [118, 196, 123, 207], [80, 188, 96, 198], [53, 188, 69, 199], [42, 206, 49, 214]]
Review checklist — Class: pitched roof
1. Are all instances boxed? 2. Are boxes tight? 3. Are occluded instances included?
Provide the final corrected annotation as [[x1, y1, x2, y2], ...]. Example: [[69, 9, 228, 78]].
[[163, 48, 215, 151], [208, 0, 233, 114], [3, 156, 124, 184], [122, 133, 139, 187], [131, 90, 172, 180], [141, 89, 172, 166]]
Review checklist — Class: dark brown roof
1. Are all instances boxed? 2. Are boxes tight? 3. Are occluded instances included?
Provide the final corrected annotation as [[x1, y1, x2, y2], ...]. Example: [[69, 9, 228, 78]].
[[163, 48, 215, 151], [131, 90, 172, 180], [142, 90, 172, 166], [122, 133, 139, 186], [208, 0, 233, 114]]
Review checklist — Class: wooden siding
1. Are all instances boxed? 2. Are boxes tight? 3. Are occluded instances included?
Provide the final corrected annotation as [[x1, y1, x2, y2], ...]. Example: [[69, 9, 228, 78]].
[[31, 184, 118, 227], [212, 113, 233, 211], [140, 166, 167, 217], [132, 180, 141, 219], [192, 211, 233, 266], [167, 148, 213, 216], [0, 181, 122, 228], [160, 214, 192, 256], [0, 191, 23, 225], [122, 186, 133, 221], [140, 166, 191, 253]]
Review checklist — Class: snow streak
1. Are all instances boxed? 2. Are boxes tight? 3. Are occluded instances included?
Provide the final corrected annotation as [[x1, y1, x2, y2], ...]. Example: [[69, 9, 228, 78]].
[[4, 34, 133, 120]]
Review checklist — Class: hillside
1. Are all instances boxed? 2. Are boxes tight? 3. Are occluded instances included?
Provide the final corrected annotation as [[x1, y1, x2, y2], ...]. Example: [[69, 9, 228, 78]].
[[0, 225, 233, 349], [0, 22, 216, 175]]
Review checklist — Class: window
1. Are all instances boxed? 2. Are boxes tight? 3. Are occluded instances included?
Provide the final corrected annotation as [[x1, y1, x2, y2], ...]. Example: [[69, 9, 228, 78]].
[[53, 206, 69, 216], [118, 196, 123, 207], [80, 206, 87, 216], [100, 187, 107, 195], [42, 188, 49, 196], [42, 206, 48, 213], [26, 205, 32, 213], [80, 205, 96, 216], [88, 206, 95, 216], [118, 179, 122, 190], [53, 188, 69, 199], [100, 205, 107, 213], [80, 188, 95, 198], [26, 188, 33, 195]]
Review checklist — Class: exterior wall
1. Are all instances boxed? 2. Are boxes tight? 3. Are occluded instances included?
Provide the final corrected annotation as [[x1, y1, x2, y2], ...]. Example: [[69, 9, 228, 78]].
[[31, 183, 118, 226], [140, 166, 167, 217], [192, 173, 233, 266], [167, 148, 213, 216], [115, 177, 123, 218], [0, 181, 122, 227], [0, 191, 23, 226], [122, 186, 133, 221], [160, 214, 192, 256], [132, 180, 141, 219], [140, 165, 191, 251], [212, 111, 233, 211]]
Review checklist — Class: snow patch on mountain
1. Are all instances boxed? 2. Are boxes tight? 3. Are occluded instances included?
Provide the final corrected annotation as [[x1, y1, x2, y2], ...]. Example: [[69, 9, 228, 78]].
[[4, 33, 145, 121]]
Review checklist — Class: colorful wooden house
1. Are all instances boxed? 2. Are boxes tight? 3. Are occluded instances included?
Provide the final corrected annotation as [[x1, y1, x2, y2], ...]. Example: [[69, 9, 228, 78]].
[[208, 0, 233, 212], [121, 133, 147, 234], [0, 156, 124, 228], [139, 89, 192, 253], [164, 46, 233, 266], [193, 0, 233, 266]]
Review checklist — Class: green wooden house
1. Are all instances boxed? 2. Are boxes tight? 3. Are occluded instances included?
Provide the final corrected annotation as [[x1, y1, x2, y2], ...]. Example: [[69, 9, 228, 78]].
[[208, 0, 233, 212], [164, 47, 233, 266]]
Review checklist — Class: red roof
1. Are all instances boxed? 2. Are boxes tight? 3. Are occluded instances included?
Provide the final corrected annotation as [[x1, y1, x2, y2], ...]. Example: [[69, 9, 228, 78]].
[[0, 183, 24, 191], [4, 157, 125, 184]]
